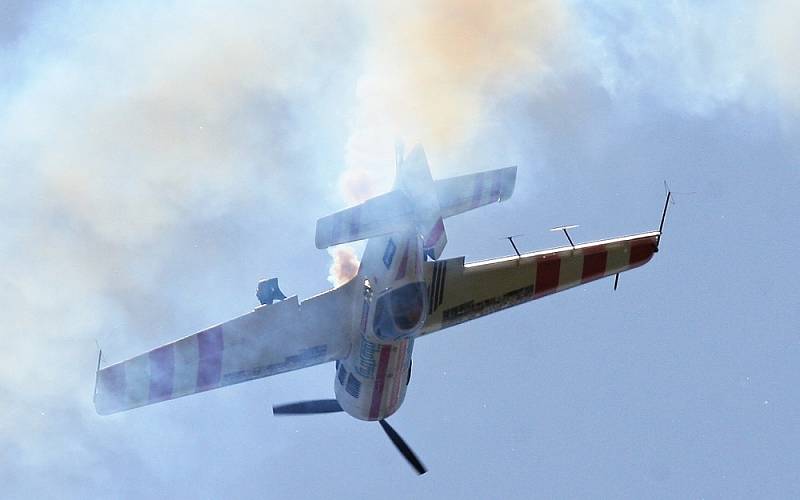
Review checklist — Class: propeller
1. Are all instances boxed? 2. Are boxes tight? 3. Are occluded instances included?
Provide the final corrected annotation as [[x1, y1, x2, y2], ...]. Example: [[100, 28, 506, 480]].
[[379, 419, 427, 475], [272, 398, 427, 474], [272, 399, 343, 415]]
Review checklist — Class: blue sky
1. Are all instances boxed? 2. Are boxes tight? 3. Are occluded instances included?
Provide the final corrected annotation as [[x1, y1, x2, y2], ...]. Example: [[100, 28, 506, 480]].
[[1, 1, 798, 498]]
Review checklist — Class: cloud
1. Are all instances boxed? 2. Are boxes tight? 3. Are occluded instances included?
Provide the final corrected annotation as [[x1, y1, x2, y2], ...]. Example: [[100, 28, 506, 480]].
[[577, 1, 800, 120], [0, 0, 360, 492], [756, 0, 800, 110]]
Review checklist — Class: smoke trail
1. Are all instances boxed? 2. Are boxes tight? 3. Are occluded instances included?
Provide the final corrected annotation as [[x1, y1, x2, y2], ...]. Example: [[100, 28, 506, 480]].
[[327, 246, 361, 286], [327, 0, 571, 282]]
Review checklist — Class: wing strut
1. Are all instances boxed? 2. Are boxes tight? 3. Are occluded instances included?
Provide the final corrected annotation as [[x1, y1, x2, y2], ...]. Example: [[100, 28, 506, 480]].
[[505, 235, 522, 257], [657, 182, 673, 248]]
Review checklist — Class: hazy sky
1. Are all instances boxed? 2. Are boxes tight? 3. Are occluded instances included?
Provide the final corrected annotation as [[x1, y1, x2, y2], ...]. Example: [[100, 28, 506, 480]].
[[1, 1, 798, 498]]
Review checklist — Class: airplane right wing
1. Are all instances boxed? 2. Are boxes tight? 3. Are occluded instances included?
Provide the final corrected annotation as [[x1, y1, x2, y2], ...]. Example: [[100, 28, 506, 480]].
[[94, 280, 357, 415], [420, 231, 660, 336]]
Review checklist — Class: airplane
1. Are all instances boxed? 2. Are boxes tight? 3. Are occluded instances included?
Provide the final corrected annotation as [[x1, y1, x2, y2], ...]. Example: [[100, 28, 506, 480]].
[[94, 145, 670, 475]]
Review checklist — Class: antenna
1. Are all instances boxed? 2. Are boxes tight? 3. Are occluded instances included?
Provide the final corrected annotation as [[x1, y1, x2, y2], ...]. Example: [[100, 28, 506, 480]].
[[550, 224, 579, 249], [657, 182, 673, 248], [93, 341, 103, 403]]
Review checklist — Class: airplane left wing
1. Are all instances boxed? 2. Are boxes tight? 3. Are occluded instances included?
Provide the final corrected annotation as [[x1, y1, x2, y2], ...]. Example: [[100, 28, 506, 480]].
[[420, 231, 661, 336], [94, 282, 355, 415]]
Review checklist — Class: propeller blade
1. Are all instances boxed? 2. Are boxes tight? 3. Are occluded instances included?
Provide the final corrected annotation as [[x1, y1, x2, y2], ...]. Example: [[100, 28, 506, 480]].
[[272, 399, 343, 415], [379, 419, 427, 475]]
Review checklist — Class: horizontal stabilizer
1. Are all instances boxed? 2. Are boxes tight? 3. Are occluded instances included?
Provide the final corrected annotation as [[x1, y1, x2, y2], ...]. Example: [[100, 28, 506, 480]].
[[315, 190, 413, 249], [435, 166, 516, 219]]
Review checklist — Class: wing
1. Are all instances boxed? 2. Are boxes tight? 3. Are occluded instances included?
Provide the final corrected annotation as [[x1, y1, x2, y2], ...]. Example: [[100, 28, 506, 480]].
[[421, 231, 660, 335], [94, 282, 356, 415]]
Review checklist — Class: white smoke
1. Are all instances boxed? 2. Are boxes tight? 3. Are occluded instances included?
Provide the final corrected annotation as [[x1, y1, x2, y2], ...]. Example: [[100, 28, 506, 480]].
[[326, 0, 573, 283]]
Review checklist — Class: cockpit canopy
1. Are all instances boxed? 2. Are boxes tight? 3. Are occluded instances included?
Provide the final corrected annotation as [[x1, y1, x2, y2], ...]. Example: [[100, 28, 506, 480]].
[[373, 282, 427, 341]]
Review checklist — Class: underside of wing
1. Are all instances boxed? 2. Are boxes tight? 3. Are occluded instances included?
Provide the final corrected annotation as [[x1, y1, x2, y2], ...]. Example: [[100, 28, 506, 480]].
[[94, 281, 356, 415], [421, 231, 660, 336]]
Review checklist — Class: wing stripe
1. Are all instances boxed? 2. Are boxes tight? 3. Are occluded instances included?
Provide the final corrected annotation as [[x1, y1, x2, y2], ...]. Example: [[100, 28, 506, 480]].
[[196, 326, 223, 391], [534, 257, 561, 297], [148, 344, 175, 403], [630, 241, 654, 265], [581, 249, 608, 282]]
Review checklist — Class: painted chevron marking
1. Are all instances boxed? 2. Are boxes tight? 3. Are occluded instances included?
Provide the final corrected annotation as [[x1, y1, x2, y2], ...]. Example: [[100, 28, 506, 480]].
[[196, 325, 223, 391]]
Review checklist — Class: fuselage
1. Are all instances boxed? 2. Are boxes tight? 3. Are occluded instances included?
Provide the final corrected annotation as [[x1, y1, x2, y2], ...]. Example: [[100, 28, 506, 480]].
[[334, 230, 425, 421]]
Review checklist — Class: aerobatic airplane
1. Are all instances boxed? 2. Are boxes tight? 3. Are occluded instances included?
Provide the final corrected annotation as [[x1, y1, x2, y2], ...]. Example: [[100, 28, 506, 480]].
[[94, 145, 669, 474]]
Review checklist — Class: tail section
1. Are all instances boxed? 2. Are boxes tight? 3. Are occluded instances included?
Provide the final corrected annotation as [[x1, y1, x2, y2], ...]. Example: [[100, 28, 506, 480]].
[[315, 145, 517, 258], [434, 166, 516, 219]]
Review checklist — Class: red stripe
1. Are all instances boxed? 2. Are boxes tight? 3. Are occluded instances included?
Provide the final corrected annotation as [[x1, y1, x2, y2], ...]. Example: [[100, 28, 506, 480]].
[[148, 344, 175, 402], [629, 241, 656, 267], [388, 340, 407, 409], [395, 243, 409, 280], [369, 345, 392, 419], [581, 249, 608, 282], [196, 326, 223, 391], [534, 257, 561, 297], [424, 218, 445, 248]]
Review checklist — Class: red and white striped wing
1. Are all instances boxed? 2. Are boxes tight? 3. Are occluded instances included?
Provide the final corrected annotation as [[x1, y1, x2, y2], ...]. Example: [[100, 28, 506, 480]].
[[94, 285, 354, 415], [421, 231, 660, 334]]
